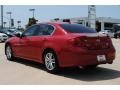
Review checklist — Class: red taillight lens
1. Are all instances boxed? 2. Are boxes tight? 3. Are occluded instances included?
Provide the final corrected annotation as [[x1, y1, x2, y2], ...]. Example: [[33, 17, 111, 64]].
[[68, 36, 86, 47], [101, 37, 112, 49], [103, 37, 111, 42]]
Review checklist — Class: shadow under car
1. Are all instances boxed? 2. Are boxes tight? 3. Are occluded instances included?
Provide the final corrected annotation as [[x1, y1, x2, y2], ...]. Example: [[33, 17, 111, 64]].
[[11, 58, 120, 82]]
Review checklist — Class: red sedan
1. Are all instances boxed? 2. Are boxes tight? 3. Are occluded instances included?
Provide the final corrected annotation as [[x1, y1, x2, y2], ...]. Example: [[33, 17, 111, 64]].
[[5, 22, 116, 73]]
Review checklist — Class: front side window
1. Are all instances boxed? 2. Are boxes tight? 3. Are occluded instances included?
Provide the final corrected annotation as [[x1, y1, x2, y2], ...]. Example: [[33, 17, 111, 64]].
[[23, 25, 39, 36]]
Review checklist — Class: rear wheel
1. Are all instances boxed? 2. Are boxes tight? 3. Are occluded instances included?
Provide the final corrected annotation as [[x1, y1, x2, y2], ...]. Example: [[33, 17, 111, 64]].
[[43, 50, 59, 73], [5, 45, 15, 61]]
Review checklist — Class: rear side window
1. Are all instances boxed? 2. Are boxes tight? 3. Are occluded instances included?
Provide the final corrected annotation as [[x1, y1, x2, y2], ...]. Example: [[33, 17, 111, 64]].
[[60, 24, 96, 33]]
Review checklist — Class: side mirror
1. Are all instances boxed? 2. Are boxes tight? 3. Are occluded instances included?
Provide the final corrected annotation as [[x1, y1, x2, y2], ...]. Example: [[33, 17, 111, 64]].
[[15, 33, 22, 38]]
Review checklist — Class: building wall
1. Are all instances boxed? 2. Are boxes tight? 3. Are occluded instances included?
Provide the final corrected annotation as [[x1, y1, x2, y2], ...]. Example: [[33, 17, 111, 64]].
[[51, 17, 120, 32]]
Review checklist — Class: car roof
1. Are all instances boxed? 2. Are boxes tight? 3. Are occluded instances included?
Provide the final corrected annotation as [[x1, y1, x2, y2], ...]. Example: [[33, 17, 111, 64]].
[[37, 22, 70, 26]]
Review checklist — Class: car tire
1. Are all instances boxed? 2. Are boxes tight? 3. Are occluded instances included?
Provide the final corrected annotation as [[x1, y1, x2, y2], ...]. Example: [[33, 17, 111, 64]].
[[5, 45, 15, 61], [43, 50, 59, 73]]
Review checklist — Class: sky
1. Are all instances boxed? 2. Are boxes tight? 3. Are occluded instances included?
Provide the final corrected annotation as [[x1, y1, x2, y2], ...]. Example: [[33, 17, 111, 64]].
[[1, 5, 120, 27]]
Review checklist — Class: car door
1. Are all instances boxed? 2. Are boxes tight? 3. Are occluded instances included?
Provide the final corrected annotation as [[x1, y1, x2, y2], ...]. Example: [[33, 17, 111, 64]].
[[15, 25, 39, 59], [22, 24, 45, 61], [25, 24, 55, 62], [31, 24, 55, 62], [15, 24, 55, 62]]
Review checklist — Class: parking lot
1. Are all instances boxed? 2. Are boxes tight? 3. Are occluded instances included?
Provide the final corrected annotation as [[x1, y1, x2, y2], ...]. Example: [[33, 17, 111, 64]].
[[0, 39, 120, 85]]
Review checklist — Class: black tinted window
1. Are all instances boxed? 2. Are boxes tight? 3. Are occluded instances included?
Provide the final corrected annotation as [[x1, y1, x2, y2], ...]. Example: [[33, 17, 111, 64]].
[[60, 24, 96, 33], [23, 25, 39, 36], [35, 24, 54, 36]]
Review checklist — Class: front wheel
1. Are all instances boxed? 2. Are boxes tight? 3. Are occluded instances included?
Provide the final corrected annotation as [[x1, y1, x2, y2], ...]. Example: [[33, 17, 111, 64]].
[[44, 51, 59, 73], [5, 45, 15, 61]]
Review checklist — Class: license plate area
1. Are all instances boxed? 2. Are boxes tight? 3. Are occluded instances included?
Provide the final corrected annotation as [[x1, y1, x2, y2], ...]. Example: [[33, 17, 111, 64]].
[[97, 55, 106, 62]]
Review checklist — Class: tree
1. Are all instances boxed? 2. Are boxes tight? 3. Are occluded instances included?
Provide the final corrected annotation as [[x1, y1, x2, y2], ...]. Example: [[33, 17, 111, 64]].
[[26, 17, 38, 28]]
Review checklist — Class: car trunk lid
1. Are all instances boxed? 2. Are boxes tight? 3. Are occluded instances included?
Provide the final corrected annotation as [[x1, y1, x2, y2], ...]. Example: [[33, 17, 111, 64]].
[[68, 33, 111, 50]]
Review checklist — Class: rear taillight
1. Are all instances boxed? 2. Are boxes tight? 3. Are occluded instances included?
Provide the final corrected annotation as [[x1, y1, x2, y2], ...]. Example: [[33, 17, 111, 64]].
[[68, 36, 87, 47], [104, 37, 111, 42], [102, 37, 112, 48]]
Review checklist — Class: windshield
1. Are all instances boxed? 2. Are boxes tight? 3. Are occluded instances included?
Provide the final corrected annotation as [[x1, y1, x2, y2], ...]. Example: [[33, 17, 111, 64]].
[[60, 24, 97, 33]]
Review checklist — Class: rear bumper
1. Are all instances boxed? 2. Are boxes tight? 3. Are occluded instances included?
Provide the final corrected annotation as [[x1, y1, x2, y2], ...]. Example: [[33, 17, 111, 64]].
[[58, 47, 116, 67]]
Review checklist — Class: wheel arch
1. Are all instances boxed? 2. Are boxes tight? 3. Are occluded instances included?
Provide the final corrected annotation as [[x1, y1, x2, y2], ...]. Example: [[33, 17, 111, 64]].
[[42, 48, 56, 60], [42, 47, 60, 64]]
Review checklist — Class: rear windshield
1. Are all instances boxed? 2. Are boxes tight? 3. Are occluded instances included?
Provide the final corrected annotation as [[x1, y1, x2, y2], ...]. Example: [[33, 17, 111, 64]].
[[60, 24, 96, 33]]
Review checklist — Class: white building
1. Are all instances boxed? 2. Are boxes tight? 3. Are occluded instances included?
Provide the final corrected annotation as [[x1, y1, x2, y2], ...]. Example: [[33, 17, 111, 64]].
[[51, 17, 120, 32]]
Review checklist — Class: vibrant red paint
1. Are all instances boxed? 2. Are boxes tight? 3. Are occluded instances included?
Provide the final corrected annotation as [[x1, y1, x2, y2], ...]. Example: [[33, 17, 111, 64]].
[[5, 22, 116, 67]]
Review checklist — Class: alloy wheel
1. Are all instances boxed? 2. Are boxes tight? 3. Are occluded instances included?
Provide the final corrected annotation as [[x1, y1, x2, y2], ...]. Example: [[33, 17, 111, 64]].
[[45, 52, 56, 71]]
